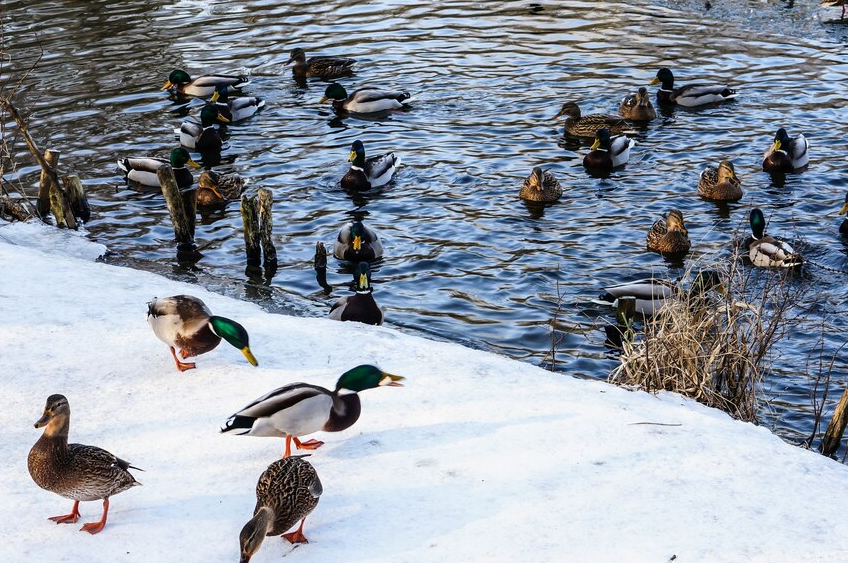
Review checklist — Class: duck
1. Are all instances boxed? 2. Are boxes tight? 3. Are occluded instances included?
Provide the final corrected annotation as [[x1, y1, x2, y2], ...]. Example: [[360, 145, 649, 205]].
[[618, 87, 656, 121], [822, 0, 847, 19], [210, 85, 265, 122], [146, 295, 258, 372], [839, 193, 848, 237], [333, 220, 384, 262], [583, 128, 634, 170], [596, 270, 724, 316], [162, 69, 249, 97], [239, 456, 323, 561], [285, 47, 356, 79], [649, 68, 737, 107], [519, 166, 562, 203], [329, 262, 384, 325], [646, 209, 691, 254], [175, 105, 230, 151], [762, 128, 808, 172], [554, 101, 633, 138], [27, 394, 141, 535], [197, 170, 247, 206], [117, 147, 199, 189], [319, 83, 411, 113], [698, 160, 742, 201], [341, 140, 400, 191], [222, 364, 404, 457], [746, 208, 803, 269]]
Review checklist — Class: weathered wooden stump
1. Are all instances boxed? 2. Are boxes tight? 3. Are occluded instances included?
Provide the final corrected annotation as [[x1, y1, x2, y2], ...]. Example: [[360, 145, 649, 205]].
[[37, 149, 59, 220], [314, 241, 332, 293], [241, 193, 262, 271], [241, 190, 277, 277], [257, 188, 277, 274], [158, 164, 201, 262], [62, 175, 91, 223], [821, 384, 848, 456]]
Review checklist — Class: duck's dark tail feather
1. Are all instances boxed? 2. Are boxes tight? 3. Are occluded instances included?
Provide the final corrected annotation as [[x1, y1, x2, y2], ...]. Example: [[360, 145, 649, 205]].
[[221, 415, 255, 435]]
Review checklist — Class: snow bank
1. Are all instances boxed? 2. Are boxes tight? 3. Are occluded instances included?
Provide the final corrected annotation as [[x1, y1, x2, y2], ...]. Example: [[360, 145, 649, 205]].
[[1, 235, 847, 563], [0, 220, 106, 261]]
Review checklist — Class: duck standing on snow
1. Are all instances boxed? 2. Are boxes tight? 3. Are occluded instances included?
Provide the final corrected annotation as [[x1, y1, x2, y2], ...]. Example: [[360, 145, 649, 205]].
[[762, 128, 808, 172], [210, 85, 265, 123], [176, 105, 230, 151], [519, 166, 562, 203], [162, 69, 250, 97], [618, 87, 656, 121], [28, 394, 141, 534], [285, 47, 356, 79], [649, 68, 737, 107], [147, 295, 258, 372], [333, 220, 383, 262], [341, 140, 400, 191], [646, 209, 691, 255], [319, 83, 411, 113], [197, 170, 247, 206], [222, 364, 404, 457], [698, 160, 742, 201], [747, 208, 803, 269], [583, 128, 634, 170], [239, 456, 323, 560], [554, 101, 633, 138], [329, 262, 384, 325], [117, 147, 200, 189]]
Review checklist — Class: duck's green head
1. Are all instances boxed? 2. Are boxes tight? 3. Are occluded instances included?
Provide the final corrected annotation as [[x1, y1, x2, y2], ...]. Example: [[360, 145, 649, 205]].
[[163, 69, 192, 90], [650, 68, 674, 89], [692, 270, 726, 296], [319, 83, 347, 104], [209, 316, 258, 366], [750, 208, 766, 239], [590, 128, 612, 151], [210, 84, 230, 103], [170, 148, 201, 169], [335, 364, 405, 393], [286, 47, 307, 65], [200, 104, 229, 126], [771, 128, 790, 153], [348, 140, 366, 167], [354, 261, 371, 292], [840, 192, 848, 216], [350, 221, 367, 251], [554, 101, 581, 120]]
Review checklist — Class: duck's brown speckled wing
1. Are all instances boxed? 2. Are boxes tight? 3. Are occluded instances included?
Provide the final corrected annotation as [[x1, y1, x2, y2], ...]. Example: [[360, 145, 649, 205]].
[[255, 456, 322, 536]]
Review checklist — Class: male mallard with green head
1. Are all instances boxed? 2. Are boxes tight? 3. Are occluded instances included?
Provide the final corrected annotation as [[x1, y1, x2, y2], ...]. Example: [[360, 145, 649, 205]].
[[554, 101, 633, 138], [762, 128, 808, 172], [162, 69, 249, 97], [583, 128, 634, 170], [597, 270, 724, 316], [319, 83, 411, 113], [210, 85, 265, 123], [28, 395, 141, 534], [222, 364, 404, 457], [176, 105, 230, 151], [341, 140, 400, 191], [117, 147, 200, 189], [747, 208, 803, 269], [333, 220, 384, 262], [329, 262, 384, 325], [197, 170, 247, 206], [618, 87, 656, 121], [519, 166, 562, 203], [649, 68, 737, 107], [147, 295, 258, 372], [698, 160, 742, 201], [646, 209, 691, 255], [239, 456, 322, 562], [285, 47, 356, 79]]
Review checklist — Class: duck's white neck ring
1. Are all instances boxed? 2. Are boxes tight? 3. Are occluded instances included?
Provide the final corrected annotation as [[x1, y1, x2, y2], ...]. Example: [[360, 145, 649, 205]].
[[350, 165, 364, 172]]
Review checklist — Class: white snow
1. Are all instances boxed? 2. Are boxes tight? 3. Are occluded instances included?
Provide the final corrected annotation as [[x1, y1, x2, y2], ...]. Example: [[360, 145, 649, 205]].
[[2, 231, 848, 563]]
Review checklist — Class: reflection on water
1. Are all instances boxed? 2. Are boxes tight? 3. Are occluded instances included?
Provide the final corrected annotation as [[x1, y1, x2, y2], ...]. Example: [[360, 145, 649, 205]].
[[7, 0, 848, 446]]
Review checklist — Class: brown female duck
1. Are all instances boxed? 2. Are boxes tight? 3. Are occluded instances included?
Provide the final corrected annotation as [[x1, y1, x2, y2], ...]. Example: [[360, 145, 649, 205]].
[[197, 170, 247, 206], [285, 47, 356, 79], [646, 209, 691, 254], [27, 394, 141, 534], [555, 101, 633, 138], [519, 166, 562, 203], [618, 87, 656, 121], [698, 160, 742, 201]]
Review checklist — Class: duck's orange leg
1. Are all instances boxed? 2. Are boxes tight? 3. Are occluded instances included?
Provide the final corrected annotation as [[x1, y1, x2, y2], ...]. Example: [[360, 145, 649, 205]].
[[283, 435, 293, 458], [170, 347, 196, 372], [282, 518, 309, 544], [49, 500, 81, 524], [80, 498, 109, 534], [293, 437, 324, 451]]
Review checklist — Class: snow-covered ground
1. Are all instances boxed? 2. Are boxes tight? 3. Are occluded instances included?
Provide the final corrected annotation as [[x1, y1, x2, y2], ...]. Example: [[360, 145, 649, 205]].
[[2, 222, 848, 563]]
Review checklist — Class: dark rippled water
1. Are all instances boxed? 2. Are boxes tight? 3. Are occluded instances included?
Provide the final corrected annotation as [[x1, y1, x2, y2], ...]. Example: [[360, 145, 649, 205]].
[[6, 0, 848, 447]]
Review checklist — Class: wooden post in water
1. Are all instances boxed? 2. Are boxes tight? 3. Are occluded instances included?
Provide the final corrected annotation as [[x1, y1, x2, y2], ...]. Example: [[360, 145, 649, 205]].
[[821, 385, 848, 456], [313, 241, 332, 293], [62, 175, 91, 223], [37, 149, 59, 220], [157, 164, 201, 262], [37, 150, 76, 229], [241, 193, 261, 271], [257, 188, 277, 273]]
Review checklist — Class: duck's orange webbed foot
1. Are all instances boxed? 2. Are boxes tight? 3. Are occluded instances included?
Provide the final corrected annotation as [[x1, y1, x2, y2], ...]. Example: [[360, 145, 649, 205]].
[[293, 438, 324, 451], [49, 500, 81, 524], [170, 347, 196, 372], [80, 499, 109, 534], [282, 519, 309, 544]]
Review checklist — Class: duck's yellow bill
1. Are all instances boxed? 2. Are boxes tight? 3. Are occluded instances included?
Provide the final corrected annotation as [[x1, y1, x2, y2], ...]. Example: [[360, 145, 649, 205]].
[[353, 235, 362, 251], [649, 77, 660, 85], [348, 150, 357, 162], [839, 201, 848, 215], [162, 80, 173, 90], [359, 273, 369, 289], [772, 140, 781, 152], [187, 159, 201, 169], [318, 95, 329, 104], [380, 373, 405, 387], [210, 90, 220, 102], [590, 139, 600, 150], [241, 347, 259, 366], [217, 114, 230, 123]]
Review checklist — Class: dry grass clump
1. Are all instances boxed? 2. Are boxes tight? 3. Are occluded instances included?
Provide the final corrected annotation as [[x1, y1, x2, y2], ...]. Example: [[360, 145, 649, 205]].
[[609, 253, 802, 422]]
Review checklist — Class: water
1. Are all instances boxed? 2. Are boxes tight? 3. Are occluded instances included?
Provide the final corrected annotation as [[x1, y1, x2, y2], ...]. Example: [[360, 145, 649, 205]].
[[6, 0, 848, 448]]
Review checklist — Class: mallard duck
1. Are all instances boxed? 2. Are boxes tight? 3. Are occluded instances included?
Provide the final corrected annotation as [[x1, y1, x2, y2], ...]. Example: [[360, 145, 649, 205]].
[[329, 262, 384, 325], [222, 364, 404, 457], [147, 295, 258, 372], [519, 166, 562, 203], [822, 0, 847, 19], [554, 102, 633, 138], [27, 394, 141, 534], [618, 87, 656, 121], [649, 68, 737, 107], [197, 170, 247, 206], [583, 128, 634, 170], [341, 140, 400, 191], [162, 69, 249, 97], [175, 105, 230, 151], [239, 457, 323, 561], [747, 208, 803, 268], [839, 193, 848, 237], [333, 220, 384, 262], [596, 270, 724, 316], [646, 209, 691, 254], [117, 147, 200, 189], [210, 85, 265, 123], [762, 128, 808, 172], [285, 47, 356, 79], [698, 160, 742, 201], [319, 83, 411, 113]]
